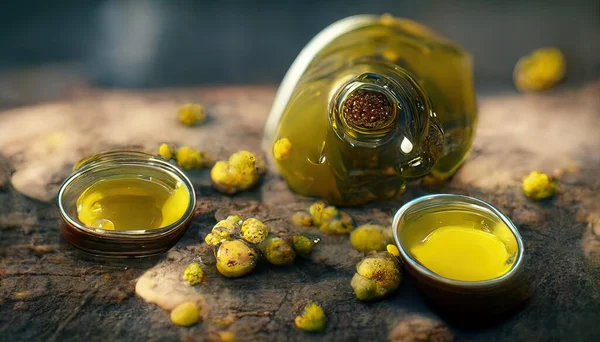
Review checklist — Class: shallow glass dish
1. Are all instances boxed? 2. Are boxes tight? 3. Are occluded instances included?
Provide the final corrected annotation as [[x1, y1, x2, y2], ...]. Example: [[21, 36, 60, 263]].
[[392, 194, 531, 315], [57, 151, 196, 258]]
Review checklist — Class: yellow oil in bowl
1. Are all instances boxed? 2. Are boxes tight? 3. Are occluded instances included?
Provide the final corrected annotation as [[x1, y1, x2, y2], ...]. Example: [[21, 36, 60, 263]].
[[398, 200, 519, 282], [393, 194, 528, 314], [76, 177, 190, 231], [58, 151, 197, 257], [402, 208, 517, 282]]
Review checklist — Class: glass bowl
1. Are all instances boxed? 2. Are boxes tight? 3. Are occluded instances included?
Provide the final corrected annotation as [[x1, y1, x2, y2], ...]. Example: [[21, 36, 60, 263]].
[[57, 151, 196, 258], [392, 194, 531, 315]]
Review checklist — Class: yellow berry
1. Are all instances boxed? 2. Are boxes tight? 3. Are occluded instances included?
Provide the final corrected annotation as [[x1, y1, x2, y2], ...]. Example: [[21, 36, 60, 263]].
[[183, 263, 205, 285], [273, 138, 292, 161], [321, 206, 339, 223], [294, 302, 325, 332], [212, 217, 241, 238], [514, 47, 566, 92], [177, 103, 206, 126], [257, 234, 296, 266], [225, 215, 243, 225], [292, 235, 314, 256], [229, 150, 256, 170], [211, 161, 235, 192], [240, 218, 269, 244], [351, 252, 401, 301], [308, 202, 327, 226], [350, 224, 393, 253], [158, 143, 175, 160], [522, 171, 558, 200], [170, 301, 200, 326], [386, 244, 400, 257], [216, 240, 258, 277], [290, 212, 313, 228], [229, 151, 259, 188], [309, 202, 353, 234], [205, 232, 225, 246], [319, 212, 354, 235], [176, 146, 204, 170], [218, 331, 236, 342], [356, 253, 401, 289], [350, 272, 380, 301]]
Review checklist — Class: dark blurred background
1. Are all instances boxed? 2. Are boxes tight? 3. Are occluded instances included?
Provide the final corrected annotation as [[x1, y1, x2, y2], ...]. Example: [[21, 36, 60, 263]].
[[0, 0, 599, 93]]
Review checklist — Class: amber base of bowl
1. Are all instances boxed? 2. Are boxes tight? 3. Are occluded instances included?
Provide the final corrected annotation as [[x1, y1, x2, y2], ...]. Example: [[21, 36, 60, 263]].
[[59, 215, 193, 258], [405, 263, 534, 318]]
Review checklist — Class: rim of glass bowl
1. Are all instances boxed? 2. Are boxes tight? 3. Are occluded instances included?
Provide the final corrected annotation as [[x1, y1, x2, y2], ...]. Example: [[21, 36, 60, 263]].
[[392, 194, 524, 289], [57, 150, 197, 239]]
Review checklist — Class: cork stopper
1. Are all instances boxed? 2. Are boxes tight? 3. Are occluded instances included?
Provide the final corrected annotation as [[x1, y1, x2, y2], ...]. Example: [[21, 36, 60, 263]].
[[342, 89, 395, 130]]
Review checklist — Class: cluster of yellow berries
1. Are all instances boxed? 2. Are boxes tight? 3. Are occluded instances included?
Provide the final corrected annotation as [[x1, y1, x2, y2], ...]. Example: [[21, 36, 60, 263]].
[[158, 143, 213, 170], [204, 215, 315, 277], [291, 202, 354, 235], [210, 151, 266, 195], [159, 146, 265, 195]]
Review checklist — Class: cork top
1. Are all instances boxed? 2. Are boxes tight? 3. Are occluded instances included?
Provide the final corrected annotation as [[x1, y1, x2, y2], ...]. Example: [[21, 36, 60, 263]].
[[342, 89, 395, 130]]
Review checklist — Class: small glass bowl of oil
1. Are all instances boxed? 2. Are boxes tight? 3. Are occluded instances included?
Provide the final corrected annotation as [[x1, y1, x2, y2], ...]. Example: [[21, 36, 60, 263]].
[[393, 194, 531, 315], [58, 151, 196, 258]]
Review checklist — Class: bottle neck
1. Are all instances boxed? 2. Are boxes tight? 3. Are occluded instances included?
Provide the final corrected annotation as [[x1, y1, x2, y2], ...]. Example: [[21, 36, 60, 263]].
[[329, 68, 444, 177]]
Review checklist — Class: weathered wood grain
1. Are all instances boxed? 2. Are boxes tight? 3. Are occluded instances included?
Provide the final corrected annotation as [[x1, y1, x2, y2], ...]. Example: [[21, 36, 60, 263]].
[[1, 82, 600, 342]]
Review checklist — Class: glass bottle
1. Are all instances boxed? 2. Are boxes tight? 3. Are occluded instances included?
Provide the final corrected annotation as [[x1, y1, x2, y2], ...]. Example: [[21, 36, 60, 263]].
[[263, 14, 477, 205]]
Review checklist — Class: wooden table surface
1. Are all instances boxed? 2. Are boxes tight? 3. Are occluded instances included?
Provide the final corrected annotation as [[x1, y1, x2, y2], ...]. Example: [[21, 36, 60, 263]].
[[1, 81, 600, 342]]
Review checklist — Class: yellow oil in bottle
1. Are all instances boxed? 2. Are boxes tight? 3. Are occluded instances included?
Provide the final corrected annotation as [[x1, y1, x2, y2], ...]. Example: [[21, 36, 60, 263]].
[[400, 206, 517, 282], [76, 176, 190, 231], [265, 14, 477, 205]]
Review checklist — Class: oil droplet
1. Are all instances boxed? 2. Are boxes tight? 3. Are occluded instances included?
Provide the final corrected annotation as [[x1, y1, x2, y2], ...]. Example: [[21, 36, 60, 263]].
[[302, 233, 321, 244], [94, 219, 115, 230]]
